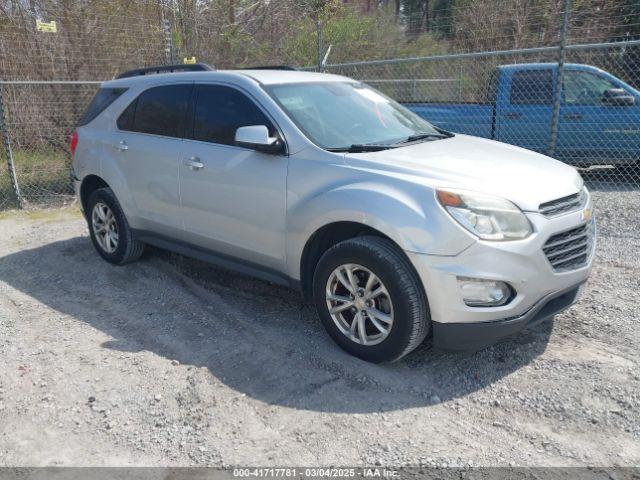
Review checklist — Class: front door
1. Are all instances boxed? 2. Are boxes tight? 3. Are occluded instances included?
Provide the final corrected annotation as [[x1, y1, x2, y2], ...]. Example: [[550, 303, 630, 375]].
[[557, 69, 640, 165], [179, 84, 288, 272]]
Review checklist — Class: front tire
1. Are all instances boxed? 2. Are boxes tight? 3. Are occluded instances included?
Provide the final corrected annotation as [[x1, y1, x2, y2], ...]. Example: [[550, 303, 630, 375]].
[[313, 236, 430, 363], [87, 187, 144, 265]]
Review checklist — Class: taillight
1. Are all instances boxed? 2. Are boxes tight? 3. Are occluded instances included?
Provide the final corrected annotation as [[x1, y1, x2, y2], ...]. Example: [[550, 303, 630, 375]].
[[69, 130, 79, 158]]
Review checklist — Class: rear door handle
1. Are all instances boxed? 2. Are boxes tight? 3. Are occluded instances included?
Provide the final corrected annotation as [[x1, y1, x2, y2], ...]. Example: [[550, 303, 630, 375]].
[[502, 112, 522, 120], [184, 157, 204, 170], [115, 140, 128, 152]]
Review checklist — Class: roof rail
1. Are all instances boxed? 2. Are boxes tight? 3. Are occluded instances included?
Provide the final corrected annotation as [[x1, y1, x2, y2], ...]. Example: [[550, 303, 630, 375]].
[[115, 63, 214, 79], [244, 65, 298, 71]]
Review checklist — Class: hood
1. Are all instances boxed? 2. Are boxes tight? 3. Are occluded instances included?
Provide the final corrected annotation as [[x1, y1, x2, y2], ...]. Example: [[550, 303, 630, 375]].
[[345, 134, 583, 211]]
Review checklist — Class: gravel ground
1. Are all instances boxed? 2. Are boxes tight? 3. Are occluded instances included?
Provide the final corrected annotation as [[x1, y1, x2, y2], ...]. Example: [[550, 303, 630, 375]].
[[0, 190, 638, 467]]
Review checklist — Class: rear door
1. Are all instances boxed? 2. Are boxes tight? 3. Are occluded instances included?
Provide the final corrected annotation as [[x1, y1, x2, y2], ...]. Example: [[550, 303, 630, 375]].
[[179, 83, 288, 272], [112, 83, 192, 234], [495, 68, 554, 153]]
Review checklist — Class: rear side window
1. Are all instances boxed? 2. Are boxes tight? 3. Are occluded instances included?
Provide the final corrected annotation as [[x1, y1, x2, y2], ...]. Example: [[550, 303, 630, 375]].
[[510, 70, 553, 105], [78, 88, 127, 126], [117, 84, 192, 138], [191, 85, 275, 146]]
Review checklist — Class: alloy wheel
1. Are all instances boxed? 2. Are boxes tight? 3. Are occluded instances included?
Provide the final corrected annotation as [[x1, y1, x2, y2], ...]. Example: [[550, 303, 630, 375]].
[[325, 263, 394, 346], [91, 202, 119, 254]]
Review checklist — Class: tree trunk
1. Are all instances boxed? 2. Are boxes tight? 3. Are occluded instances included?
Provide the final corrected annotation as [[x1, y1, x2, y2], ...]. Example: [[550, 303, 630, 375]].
[[228, 0, 235, 25], [423, 0, 430, 32]]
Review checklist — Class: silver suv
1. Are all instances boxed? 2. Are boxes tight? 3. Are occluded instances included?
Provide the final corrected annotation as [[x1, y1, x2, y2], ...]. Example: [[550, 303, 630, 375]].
[[71, 64, 595, 363]]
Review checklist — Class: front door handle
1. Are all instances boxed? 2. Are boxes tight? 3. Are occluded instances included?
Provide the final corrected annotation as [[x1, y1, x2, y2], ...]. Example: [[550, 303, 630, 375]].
[[115, 140, 128, 152], [184, 157, 204, 170], [563, 113, 583, 120]]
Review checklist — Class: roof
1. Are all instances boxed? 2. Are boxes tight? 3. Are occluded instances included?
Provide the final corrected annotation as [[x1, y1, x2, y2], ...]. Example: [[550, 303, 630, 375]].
[[235, 69, 352, 85], [103, 69, 353, 88]]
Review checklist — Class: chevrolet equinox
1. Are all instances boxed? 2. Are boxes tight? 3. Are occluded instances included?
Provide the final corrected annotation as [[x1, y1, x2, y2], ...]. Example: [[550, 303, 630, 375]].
[[71, 64, 595, 363]]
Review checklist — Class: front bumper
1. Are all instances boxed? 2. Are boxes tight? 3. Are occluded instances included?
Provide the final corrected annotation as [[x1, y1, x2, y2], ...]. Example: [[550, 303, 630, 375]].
[[407, 202, 595, 350], [431, 282, 583, 350]]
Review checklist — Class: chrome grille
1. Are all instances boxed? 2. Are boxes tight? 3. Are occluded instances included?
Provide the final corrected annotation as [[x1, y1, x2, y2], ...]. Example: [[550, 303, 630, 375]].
[[543, 220, 595, 272], [539, 189, 586, 217]]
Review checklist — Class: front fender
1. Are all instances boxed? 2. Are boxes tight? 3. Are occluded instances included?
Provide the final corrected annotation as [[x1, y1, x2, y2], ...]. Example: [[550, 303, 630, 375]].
[[285, 181, 475, 281]]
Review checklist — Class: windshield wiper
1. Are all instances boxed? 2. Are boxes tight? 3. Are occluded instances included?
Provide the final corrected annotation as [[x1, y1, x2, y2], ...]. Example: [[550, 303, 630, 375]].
[[327, 144, 397, 153], [327, 130, 454, 152], [397, 132, 450, 144]]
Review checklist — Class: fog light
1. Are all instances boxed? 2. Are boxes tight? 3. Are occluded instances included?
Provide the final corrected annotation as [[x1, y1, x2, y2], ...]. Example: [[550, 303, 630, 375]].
[[457, 276, 512, 307]]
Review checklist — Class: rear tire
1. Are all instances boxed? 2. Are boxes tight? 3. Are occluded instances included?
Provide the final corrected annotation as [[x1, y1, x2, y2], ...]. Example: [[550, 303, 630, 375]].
[[312, 236, 430, 363], [87, 187, 144, 265]]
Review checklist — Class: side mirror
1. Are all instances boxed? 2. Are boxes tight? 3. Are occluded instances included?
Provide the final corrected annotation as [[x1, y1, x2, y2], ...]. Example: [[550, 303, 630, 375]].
[[602, 88, 635, 107], [235, 125, 284, 154]]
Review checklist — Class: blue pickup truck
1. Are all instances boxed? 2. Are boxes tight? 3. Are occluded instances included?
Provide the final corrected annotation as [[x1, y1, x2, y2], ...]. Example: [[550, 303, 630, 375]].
[[405, 63, 640, 166]]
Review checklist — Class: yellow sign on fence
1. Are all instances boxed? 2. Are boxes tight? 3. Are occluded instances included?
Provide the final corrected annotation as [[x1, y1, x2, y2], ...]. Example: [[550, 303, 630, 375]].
[[183, 56, 197, 64], [36, 20, 57, 33]]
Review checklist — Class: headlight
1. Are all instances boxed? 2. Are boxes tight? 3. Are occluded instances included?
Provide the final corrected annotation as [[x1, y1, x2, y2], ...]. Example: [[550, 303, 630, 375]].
[[436, 188, 532, 241]]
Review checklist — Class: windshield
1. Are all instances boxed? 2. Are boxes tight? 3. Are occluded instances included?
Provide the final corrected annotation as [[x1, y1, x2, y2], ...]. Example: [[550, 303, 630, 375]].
[[264, 81, 443, 150]]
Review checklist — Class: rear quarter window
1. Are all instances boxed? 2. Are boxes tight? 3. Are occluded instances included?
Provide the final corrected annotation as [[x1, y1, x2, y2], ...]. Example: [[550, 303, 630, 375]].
[[78, 87, 128, 126]]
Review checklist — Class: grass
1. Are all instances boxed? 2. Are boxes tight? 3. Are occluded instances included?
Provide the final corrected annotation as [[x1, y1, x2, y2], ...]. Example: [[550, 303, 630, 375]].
[[0, 204, 82, 221], [1, 148, 73, 210]]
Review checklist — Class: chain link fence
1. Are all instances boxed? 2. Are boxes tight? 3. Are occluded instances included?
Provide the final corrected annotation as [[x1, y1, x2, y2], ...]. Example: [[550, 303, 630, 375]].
[[0, 10, 169, 82], [0, 81, 100, 209], [0, 6, 171, 210]]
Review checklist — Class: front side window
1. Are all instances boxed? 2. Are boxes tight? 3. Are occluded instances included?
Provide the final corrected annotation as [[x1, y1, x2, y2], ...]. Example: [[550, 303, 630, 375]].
[[563, 70, 618, 105], [191, 85, 275, 146], [510, 70, 553, 105], [117, 84, 192, 138]]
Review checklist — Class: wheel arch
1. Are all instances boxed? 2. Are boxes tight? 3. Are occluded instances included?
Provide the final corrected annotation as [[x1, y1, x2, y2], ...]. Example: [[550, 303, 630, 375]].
[[80, 174, 110, 216], [299, 221, 408, 300]]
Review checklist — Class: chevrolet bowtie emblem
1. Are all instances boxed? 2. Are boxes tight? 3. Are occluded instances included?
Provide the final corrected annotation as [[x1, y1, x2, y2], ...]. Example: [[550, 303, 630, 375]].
[[582, 208, 593, 222]]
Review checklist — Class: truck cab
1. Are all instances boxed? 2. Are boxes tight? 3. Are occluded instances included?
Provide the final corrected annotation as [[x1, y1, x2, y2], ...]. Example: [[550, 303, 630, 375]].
[[408, 63, 640, 166]]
